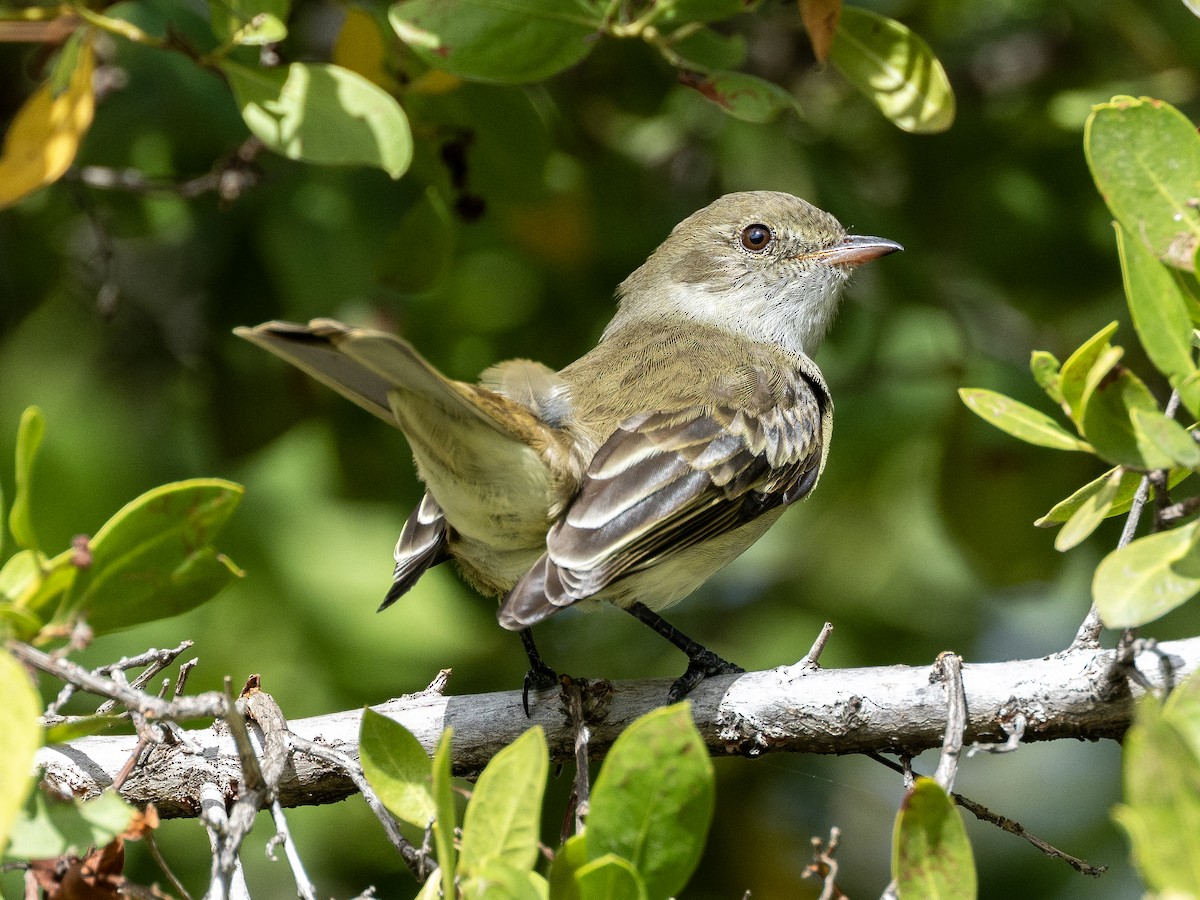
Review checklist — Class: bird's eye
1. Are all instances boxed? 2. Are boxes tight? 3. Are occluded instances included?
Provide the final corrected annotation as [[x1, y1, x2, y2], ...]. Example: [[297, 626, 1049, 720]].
[[741, 224, 772, 252]]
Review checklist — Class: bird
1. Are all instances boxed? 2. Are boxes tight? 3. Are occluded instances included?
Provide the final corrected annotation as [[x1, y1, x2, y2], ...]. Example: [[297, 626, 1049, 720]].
[[235, 191, 901, 708]]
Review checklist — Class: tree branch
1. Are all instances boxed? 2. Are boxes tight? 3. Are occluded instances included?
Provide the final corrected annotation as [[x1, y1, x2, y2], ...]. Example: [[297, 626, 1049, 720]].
[[35, 637, 1200, 818]]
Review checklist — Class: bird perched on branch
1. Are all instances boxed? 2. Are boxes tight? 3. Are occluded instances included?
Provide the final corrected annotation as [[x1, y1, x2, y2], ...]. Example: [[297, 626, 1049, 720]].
[[236, 191, 900, 708]]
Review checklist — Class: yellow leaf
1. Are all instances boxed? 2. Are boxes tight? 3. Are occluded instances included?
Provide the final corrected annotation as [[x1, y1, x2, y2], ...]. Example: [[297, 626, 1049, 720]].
[[0, 35, 95, 210], [799, 0, 842, 65], [332, 8, 399, 94]]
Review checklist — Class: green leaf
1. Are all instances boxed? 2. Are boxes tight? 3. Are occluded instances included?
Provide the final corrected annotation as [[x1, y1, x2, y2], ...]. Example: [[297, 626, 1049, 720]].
[[43, 715, 126, 745], [829, 7, 955, 134], [1077, 345, 1126, 423], [210, 0, 290, 46], [1055, 468, 1122, 551], [587, 704, 714, 900], [460, 726, 547, 876], [1114, 698, 1200, 894], [1059, 321, 1120, 421], [1163, 671, 1200, 760], [432, 728, 457, 899], [892, 777, 977, 900], [6, 790, 135, 861], [679, 70, 800, 123], [655, 0, 756, 26], [1094, 520, 1200, 627], [958, 388, 1091, 452], [576, 854, 647, 900], [10, 406, 46, 554], [1, 548, 76, 630], [72, 479, 244, 634], [359, 708, 436, 828], [667, 27, 746, 72], [0, 648, 42, 855], [1081, 366, 1177, 470], [1030, 350, 1064, 406], [1085, 96, 1200, 271], [388, 0, 597, 85], [547, 833, 588, 900], [1117, 224, 1198, 390], [222, 61, 412, 178], [1130, 407, 1200, 469], [460, 862, 548, 900], [1036, 465, 1192, 527]]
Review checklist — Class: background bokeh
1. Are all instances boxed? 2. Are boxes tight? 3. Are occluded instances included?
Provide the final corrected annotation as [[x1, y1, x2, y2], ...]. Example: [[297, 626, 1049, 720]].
[[2, 0, 1199, 896]]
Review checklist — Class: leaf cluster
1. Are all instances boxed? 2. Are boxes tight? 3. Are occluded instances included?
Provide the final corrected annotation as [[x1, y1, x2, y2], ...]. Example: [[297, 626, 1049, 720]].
[[961, 97, 1200, 632]]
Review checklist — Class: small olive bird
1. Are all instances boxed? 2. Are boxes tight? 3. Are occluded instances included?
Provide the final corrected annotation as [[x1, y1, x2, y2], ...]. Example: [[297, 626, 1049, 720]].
[[236, 191, 900, 707]]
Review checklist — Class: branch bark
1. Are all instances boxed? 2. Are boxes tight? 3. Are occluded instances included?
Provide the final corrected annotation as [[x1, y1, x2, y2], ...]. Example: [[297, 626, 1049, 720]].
[[36, 636, 1200, 818]]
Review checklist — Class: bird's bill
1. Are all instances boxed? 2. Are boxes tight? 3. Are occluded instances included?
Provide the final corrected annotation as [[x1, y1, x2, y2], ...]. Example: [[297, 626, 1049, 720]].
[[805, 234, 904, 267]]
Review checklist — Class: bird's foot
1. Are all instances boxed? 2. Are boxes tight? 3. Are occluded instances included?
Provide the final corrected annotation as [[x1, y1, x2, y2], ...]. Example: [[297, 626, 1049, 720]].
[[667, 649, 744, 703], [522, 661, 559, 717]]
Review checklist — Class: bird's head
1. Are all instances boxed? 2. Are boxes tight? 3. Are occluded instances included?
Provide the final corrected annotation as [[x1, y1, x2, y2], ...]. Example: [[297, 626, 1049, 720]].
[[607, 191, 901, 357]]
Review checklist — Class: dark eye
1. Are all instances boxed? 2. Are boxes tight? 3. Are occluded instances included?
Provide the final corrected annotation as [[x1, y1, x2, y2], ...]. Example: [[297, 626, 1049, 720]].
[[741, 223, 772, 252]]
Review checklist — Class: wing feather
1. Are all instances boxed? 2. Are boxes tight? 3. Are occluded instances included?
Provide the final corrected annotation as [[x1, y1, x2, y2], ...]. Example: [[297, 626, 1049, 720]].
[[499, 376, 826, 628]]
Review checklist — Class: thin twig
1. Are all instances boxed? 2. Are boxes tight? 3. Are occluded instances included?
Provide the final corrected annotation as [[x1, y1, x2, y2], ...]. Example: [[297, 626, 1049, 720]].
[[932, 653, 966, 794], [864, 752, 1106, 876], [288, 734, 430, 880], [786, 622, 835, 674], [562, 679, 591, 838], [144, 828, 193, 900]]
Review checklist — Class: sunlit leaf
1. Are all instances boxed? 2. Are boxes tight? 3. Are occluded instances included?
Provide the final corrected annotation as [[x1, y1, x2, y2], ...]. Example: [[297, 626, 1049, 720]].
[[587, 704, 713, 900], [0, 36, 95, 210], [1094, 520, 1200, 627], [432, 729, 457, 900], [679, 70, 801, 123], [1129, 407, 1200, 469], [576, 854, 647, 900], [388, 0, 597, 84], [1030, 350, 1064, 407], [9, 406, 45, 554], [210, 0, 289, 46], [72, 479, 244, 634], [892, 777, 977, 899], [1117, 224, 1199, 405], [958, 388, 1092, 452], [7, 790, 135, 861], [1086, 96, 1200, 271], [1060, 321, 1120, 421], [459, 862, 548, 899], [459, 727, 547, 876], [359, 708, 436, 828], [222, 61, 412, 178], [1114, 698, 1200, 895], [829, 7, 954, 134], [1082, 366, 1178, 470], [1055, 468, 1122, 551], [1036, 465, 1192, 527], [0, 649, 42, 856], [547, 833, 587, 900]]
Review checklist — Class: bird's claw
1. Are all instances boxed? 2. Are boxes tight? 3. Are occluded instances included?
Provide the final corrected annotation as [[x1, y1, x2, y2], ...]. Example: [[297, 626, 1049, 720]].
[[522, 663, 559, 716], [667, 649, 744, 703]]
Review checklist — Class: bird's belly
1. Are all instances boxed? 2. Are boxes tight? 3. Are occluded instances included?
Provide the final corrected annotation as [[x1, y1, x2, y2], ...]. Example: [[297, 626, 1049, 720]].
[[595, 507, 786, 612]]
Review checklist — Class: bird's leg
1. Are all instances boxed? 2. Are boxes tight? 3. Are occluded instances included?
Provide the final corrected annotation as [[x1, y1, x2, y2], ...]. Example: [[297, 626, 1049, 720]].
[[625, 602, 744, 702], [519, 627, 558, 716]]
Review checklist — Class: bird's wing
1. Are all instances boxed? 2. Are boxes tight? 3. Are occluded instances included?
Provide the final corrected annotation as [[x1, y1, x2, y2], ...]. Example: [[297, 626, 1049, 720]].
[[380, 492, 449, 611], [236, 319, 575, 544], [499, 379, 827, 628]]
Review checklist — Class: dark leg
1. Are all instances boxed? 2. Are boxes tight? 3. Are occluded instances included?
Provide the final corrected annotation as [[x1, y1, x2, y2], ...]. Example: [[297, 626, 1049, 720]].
[[520, 627, 558, 716], [625, 602, 744, 702]]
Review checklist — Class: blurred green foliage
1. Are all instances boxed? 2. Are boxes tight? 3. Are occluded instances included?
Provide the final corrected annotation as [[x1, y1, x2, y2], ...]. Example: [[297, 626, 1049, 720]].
[[2, 0, 1200, 896]]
